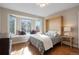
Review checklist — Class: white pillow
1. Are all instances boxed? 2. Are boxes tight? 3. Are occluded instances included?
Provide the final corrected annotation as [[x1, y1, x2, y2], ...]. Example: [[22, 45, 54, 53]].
[[46, 31, 58, 37]]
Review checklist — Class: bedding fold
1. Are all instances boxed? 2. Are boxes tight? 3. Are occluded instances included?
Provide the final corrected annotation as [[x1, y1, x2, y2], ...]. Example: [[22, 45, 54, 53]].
[[31, 34, 53, 50]]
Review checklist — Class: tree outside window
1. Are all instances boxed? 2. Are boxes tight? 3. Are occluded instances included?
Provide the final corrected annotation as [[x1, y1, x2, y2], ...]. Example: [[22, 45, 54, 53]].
[[21, 18, 31, 33]]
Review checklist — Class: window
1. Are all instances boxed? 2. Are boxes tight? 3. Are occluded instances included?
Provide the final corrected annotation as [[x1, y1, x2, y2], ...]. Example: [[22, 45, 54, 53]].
[[8, 14, 42, 35], [21, 18, 31, 33], [35, 20, 42, 32], [9, 15, 16, 34]]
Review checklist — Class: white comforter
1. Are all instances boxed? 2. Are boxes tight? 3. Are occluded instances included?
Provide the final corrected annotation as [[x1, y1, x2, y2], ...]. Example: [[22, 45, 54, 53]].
[[31, 34, 53, 50]]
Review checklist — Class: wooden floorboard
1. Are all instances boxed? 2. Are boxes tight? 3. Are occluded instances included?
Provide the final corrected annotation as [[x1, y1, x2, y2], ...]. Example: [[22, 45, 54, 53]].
[[11, 42, 79, 55]]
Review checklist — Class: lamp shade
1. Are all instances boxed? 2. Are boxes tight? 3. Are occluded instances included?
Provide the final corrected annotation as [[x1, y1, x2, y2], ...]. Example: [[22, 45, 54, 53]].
[[64, 26, 72, 36], [64, 27, 71, 32]]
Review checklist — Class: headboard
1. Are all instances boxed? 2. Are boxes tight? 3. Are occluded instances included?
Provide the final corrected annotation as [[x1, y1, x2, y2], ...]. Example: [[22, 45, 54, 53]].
[[45, 16, 64, 35]]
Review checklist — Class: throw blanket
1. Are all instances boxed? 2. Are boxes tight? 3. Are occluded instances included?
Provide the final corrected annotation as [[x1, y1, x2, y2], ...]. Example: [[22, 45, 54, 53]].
[[31, 34, 53, 50]]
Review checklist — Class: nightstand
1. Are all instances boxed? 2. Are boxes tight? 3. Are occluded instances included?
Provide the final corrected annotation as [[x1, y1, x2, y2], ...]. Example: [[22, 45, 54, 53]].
[[61, 35, 74, 48]]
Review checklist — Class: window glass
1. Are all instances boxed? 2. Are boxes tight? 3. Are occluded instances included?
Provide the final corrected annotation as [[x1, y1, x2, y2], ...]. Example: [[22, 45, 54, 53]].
[[35, 20, 42, 32], [21, 18, 31, 33], [9, 15, 16, 34]]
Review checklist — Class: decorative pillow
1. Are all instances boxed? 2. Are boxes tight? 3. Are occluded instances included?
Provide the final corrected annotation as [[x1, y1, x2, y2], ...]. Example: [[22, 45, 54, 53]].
[[20, 31, 26, 35], [16, 30, 26, 35], [30, 30, 37, 34], [45, 31, 58, 38]]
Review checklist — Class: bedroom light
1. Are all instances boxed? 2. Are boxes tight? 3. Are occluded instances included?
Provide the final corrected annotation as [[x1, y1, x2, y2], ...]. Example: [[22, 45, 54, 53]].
[[64, 26, 72, 36], [64, 27, 71, 32], [36, 3, 48, 8]]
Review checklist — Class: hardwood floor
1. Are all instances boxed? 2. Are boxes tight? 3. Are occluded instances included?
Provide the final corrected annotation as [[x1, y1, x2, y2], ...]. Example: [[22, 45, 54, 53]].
[[11, 42, 79, 55]]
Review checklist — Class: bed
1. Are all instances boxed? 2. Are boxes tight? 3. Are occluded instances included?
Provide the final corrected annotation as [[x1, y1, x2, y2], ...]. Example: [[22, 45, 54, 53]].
[[29, 31, 61, 54]]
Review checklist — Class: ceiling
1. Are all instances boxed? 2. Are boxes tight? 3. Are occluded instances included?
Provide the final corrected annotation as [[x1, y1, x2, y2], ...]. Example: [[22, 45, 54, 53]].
[[0, 3, 79, 17]]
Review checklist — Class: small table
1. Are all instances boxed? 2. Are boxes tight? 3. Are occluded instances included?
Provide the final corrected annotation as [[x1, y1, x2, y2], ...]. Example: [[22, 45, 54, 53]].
[[61, 35, 74, 48]]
